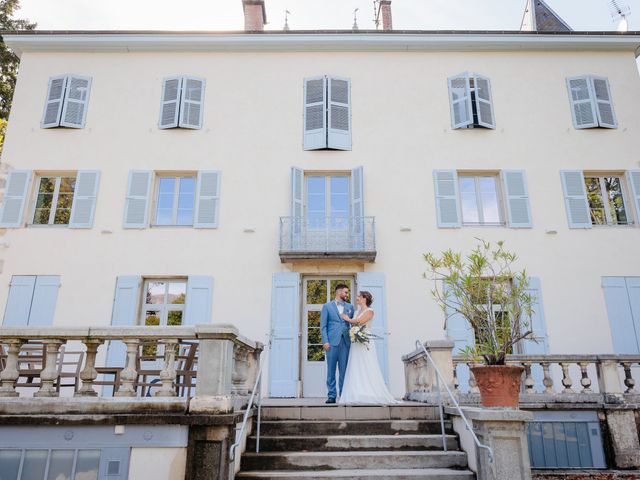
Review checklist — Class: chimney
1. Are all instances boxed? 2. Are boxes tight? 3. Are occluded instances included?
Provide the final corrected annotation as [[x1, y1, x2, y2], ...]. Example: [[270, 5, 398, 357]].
[[242, 0, 267, 32], [380, 0, 393, 31]]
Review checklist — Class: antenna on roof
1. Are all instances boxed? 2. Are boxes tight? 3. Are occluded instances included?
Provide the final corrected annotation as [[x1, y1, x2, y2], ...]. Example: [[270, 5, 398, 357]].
[[608, 0, 631, 31], [283, 9, 291, 31], [352, 8, 360, 31]]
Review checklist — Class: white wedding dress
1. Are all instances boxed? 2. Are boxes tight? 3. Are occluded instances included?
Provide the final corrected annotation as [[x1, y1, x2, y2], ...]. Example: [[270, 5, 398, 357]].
[[339, 307, 399, 405]]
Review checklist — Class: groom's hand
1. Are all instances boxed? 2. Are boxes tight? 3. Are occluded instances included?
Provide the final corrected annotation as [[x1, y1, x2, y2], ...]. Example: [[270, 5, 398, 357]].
[[323, 343, 330, 351]]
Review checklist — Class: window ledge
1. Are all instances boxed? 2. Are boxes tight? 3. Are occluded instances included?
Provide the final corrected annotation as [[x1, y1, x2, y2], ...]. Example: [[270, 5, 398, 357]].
[[150, 224, 194, 228], [26, 224, 69, 228]]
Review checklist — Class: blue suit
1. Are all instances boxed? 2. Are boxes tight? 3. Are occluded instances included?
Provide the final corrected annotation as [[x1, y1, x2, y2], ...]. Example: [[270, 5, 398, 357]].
[[321, 300, 354, 399]]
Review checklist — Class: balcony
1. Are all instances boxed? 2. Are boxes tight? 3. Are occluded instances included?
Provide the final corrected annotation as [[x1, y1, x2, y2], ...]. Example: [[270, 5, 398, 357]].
[[279, 216, 376, 262]]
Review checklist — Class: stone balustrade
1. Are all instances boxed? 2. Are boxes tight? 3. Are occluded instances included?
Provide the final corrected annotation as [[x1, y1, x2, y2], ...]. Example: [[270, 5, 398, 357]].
[[0, 325, 263, 413]]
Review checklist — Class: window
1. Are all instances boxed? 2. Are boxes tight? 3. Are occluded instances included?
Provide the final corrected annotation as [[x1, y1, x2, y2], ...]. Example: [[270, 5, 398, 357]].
[[303, 76, 352, 151], [0, 448, 101, 480], [141, 279, 187, 327], [154, 176, 196, 226], [32, 176, 76, 225], [158, 76, 205, 129], [584, 175, 628, 225], [433, 170, 531, 228], [41, 75, 92, 129], [447, 72, 496, 129], [3, 276, 60, 327], [305, 174, 350, 228], [566, 75, 616, 129]]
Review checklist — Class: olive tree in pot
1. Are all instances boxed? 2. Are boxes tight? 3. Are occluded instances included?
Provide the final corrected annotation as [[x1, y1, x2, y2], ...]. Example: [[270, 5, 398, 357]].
[[424, 239, 536, 408]]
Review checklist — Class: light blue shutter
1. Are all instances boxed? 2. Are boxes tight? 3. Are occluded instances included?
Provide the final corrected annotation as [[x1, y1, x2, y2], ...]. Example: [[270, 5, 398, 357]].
[[269, 272, 300, 397], [473, 74, 495, 129], [566, 76, 598, 129], [502, 170, 532, 228], [626, 278, 640, 349], [560, 170, 591, 228], [433, 170, 461, 228], [69, 170, 100, 228], [123, 171, 152, 229], [356, 272, 389, 383], [184, 276, 214, 325], [290, 167, 304, 249], [327, 76, 351, 150], [602, 277, 640, 354], [159, 76, 182, 129], [303, 76, 327, 150], [0, 170, 31, 228], [591, 76, 617, 129], [60, 75, 92, 128], [41, 75, 67, 128], [447, 73, 472, 129], [194, 171, 220, 228], [3, 276, 36, 326], [179, 76, 205, 129], [626, 171, 640, 223], [28, 276, 61, 326], [444, 283, 474, 393], [521, 277, 549, 354], [351, 166, 364, 250]]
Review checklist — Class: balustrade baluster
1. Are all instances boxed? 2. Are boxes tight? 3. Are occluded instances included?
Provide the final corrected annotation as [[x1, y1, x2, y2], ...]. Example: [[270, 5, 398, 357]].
[[115, 339, 140, 397], [578, 362, 592, 393], [35, 340, 65, 397], [452, 365, 459, 392], [468, 364, 479, 394], [621, 362, 637, 394], [76, 339, 104, 397], [0, 339, 25, 397], [523, 362, 535, 393], [542, 362, 554, 394], [232, 345, 250, 396], [560, 362, 574, 393], [156, 339, 178, 397]]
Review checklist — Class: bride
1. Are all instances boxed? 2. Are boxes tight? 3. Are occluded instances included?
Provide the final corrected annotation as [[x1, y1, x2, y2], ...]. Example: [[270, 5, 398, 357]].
[[338, 291, 398, 405]]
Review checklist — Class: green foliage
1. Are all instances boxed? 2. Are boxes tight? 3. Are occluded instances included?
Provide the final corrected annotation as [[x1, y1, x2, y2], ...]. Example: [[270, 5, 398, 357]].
[[0, 118, 6, 159], [1, 0, 36, 120], [424, 239, 536, 366]]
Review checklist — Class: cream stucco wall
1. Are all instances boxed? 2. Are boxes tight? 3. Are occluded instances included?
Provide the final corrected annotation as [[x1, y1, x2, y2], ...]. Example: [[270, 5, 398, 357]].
[[1, 47, 640, 396], [128, 447, 186, 480]]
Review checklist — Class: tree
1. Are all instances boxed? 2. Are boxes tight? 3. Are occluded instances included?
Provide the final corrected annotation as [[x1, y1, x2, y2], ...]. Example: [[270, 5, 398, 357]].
[[1, 0, 36, 121], [0, 118, 6, 158]]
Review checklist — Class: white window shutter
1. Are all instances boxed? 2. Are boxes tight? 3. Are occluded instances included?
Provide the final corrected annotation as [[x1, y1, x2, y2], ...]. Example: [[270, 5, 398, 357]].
[[179, 76, 205, 129], [502, 170, 532, 228], [69, 170, 100, 229], [41, 75, 68, 128], [591, 76, 617, 129], [327, 76, 352, 150], [290, 167, 304, 218], [566, 76, 598, 129], [560, 170, 591, 228], [123, 170, 152, 229], [447, 72, 472, 129], [60, 75, 92, 128], [28, 276, 61, 326], [350, 166, 364, 219], [626, 170, 640, 225], [473, 74, 495, 129], [303, 76, 327, 150], [194, 170, 221, 228], [158, 76, 182, 129], [433, 170, 461, 228], [0, 169, 32, 228], [184, 276, 214, 325], [3, 276, 36, 326]]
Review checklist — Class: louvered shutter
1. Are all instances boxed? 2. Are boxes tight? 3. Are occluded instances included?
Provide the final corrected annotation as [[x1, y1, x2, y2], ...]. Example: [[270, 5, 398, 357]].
[[69, 170, 100, 228], [3, 276, 36, 326], [560, 170, 591, 228], [0, 169, 31, 228], [194, 171, 220, 228], [627, 170, 640, 224], [41, 75, 68, 128], [290, 167, 304, 247], [303, 76, 327, 150], [327, 76, 352, 150], [123, 171, 152, 229], [158, 76, 182, 129], [447, 73, 472, 129], [433, 170, 461, 228], [60, 75, 91, 128], [28, 276, 61, 326], [502, 170, 532, 228], [473, 74, 495, 129], [521, 277, 549, 354], [566, 76, 598, 129], [602, 277, 640, 354], [184, 276, 214, 325], [351, 166, 364, 250], [179, 76, 205, 129], [591, 76, 617, 129]]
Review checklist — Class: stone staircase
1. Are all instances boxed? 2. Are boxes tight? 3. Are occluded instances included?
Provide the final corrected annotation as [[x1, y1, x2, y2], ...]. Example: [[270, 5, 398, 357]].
[[236, 403, 475, 479]]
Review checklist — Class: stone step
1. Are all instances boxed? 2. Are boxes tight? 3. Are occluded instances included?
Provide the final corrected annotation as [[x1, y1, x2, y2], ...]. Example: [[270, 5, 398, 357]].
[[236, 468, 475, 479], [246, 434, 459, 452], [258, 420, 453, 436], [260, 405, 441, 421], [240, 450, 468, 471]]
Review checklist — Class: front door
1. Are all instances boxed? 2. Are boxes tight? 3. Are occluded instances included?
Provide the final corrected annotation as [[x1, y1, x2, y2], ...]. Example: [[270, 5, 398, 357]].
[[302, 276, 354, 397]]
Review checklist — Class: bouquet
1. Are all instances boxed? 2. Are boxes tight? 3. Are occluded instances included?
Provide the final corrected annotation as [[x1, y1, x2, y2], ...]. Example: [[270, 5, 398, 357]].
[[349, 325, 378, 349]]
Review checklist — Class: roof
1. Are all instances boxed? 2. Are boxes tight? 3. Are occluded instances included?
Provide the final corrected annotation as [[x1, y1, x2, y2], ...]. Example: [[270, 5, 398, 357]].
[[521, 0, 573, 32]]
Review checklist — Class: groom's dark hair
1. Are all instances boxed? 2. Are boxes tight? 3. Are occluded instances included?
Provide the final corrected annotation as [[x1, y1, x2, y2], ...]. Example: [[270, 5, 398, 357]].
[[335, 283, 348, 292]]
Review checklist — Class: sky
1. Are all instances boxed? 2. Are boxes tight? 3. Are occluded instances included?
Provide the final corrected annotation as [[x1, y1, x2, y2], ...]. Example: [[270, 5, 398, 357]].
[[13, 0, 640, 32]]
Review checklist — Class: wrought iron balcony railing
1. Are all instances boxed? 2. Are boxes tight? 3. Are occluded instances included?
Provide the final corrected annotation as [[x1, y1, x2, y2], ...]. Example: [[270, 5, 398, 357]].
[[279, 216, 376, 262]]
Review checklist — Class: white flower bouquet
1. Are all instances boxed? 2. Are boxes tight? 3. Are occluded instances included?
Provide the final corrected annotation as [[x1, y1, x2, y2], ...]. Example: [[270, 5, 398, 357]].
[[349, 325, 379, 349]]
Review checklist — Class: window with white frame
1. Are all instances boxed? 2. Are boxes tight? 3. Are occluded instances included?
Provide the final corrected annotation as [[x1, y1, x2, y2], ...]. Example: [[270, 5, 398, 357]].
[[305, 174, 350, 228], [447, 72, 496, 129], [41, 75, 92, 129], [141, 279, 187, 327], [566, 75, 616, 129], [458, 175, 504, 225], [154, 175, 196, 226], [584, 175, 629, 225], [32, 175, 76, 225]]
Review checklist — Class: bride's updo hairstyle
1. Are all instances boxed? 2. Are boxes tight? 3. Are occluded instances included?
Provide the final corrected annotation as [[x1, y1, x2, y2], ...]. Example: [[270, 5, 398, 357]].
[[359, 291, 373, 307]]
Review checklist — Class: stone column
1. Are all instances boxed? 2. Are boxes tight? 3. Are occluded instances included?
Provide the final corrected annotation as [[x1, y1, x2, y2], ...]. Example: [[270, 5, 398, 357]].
[[0, 339, 24, 397], [447, 407, 533, 480], [185, 424, 235, 480], [34, 340, 65, 398], [75, 339, 104, 397], [605, 409, 640, 469]]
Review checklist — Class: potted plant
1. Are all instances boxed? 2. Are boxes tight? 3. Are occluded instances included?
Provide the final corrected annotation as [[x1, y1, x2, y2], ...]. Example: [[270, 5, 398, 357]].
[[424, 239, 536, 408]]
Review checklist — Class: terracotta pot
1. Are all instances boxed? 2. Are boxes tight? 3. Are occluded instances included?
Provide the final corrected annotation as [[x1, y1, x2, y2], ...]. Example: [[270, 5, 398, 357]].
[[470, 365, 524, 409]]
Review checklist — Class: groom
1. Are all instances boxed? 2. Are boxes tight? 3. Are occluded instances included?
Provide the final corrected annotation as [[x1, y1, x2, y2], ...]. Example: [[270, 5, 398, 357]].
[[321, 283, 354, 404]]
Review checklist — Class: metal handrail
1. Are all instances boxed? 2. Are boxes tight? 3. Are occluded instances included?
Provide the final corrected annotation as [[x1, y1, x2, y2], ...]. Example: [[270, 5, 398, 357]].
[[415, 340, 494, 464], [229, 353, 264, 462]]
